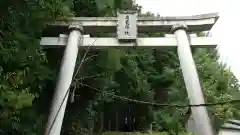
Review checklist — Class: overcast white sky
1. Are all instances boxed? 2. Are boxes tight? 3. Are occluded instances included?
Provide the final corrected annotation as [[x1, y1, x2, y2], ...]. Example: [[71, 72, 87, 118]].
[[136, 0, 240, 81]]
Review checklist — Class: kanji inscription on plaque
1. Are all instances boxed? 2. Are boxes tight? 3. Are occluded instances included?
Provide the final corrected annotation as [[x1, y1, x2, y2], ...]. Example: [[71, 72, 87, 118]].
[[117, 10, 137, 40]]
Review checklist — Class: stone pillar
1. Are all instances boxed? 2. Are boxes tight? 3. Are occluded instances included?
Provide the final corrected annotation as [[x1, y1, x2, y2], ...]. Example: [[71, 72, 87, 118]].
[[171, 23, 214, 135], [44, 25, 83, 135]]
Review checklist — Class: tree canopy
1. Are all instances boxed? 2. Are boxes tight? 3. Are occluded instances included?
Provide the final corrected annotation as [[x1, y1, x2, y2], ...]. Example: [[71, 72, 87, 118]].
[[0, 0, 240, 135]]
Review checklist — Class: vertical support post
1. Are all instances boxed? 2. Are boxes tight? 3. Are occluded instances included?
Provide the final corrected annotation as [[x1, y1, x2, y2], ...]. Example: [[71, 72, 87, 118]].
[[44, 25, 83, 135], [171, 23, 214, 135]]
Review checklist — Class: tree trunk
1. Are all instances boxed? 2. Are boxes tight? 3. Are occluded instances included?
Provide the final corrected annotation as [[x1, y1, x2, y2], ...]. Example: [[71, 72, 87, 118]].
[[116, 111, 118, 131], [108, 120, 111, 130], [97, 112, 104, 134]]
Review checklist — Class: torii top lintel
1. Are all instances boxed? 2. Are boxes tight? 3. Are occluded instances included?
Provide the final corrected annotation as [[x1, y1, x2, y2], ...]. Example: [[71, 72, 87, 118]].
[[43, 12, 219, 37]]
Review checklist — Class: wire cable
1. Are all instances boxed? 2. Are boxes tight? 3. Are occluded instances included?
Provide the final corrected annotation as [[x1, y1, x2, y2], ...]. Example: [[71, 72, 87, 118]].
[[80, 83, 240, 108]]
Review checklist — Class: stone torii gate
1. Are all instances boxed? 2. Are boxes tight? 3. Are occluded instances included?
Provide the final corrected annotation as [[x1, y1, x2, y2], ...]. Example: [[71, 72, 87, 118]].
[[40, 11, 219, 135]]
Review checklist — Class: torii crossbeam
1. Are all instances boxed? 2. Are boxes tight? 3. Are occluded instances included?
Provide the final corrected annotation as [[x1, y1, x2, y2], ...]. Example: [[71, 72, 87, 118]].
[[41, 11, 219, 135]]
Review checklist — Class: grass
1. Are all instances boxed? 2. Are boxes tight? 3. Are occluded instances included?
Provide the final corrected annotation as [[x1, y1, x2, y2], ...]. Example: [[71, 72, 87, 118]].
[[100, 132, 195, 135]]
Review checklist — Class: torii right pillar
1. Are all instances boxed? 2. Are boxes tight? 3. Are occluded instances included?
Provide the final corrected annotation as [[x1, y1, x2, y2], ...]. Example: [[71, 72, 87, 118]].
[[171, 23, 214, 135]]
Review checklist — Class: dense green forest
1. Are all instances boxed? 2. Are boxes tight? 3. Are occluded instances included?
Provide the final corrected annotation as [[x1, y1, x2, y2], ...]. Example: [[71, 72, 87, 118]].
[[0, 0, 240, 134]]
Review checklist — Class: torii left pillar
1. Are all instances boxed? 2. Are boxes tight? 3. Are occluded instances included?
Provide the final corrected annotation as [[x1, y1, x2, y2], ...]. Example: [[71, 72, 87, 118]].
[[44, 24, 83, 135]]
